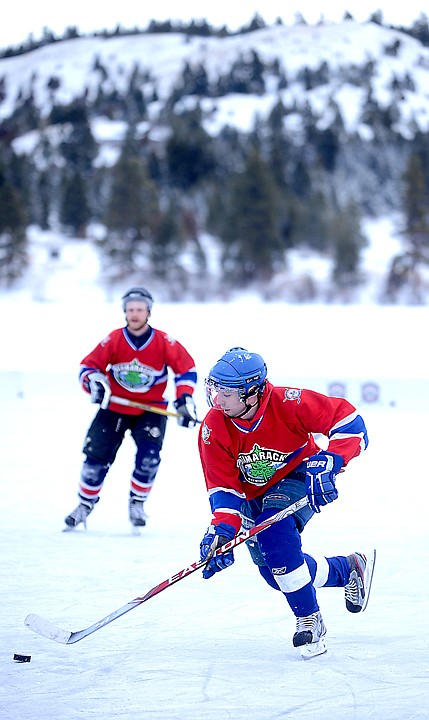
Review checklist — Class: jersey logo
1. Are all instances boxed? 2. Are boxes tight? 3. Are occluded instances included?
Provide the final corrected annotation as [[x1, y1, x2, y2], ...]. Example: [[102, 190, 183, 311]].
[[201, 422, 212, 444], [112, 359, 156, 392], [272, 566, 287, 575], [237, 443, 293, 485], [283, 388, 302, 403]]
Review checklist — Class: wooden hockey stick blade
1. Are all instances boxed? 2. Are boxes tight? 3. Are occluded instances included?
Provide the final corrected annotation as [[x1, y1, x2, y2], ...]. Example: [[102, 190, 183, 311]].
[[24, 497, 308, 644]]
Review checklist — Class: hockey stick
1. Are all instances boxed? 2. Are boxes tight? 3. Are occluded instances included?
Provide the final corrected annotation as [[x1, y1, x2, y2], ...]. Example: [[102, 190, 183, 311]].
[[107, 394, 201, 423], [25, 496, 308, 645]]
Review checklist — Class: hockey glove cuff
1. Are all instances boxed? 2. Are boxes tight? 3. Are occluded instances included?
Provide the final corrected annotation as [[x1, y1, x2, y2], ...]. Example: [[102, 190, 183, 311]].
[[200, 522, 236, 579], [87, 372, 111, 408], [305, 451, 344, 513], [174, 393, 198, 427]]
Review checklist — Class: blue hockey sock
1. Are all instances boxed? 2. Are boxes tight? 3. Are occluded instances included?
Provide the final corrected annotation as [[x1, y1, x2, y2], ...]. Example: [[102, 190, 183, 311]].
[[305, 553, 350, 587], [325, 555, 350, 586]]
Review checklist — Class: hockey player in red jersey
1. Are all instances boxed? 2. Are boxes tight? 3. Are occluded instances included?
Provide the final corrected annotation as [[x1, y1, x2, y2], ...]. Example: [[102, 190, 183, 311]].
[[198, 347, 375, 658], [65, 287, 198, 531]]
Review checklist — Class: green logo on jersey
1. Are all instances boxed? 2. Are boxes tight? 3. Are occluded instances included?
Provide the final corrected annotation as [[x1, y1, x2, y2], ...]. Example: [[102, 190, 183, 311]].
[[237, 444, 292, 486], [123, 367, 145, 387], [112, 359, 156, 392]]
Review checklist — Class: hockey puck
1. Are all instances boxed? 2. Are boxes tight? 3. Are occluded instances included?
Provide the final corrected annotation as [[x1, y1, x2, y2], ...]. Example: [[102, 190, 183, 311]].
[[13, 653, 31, 663]]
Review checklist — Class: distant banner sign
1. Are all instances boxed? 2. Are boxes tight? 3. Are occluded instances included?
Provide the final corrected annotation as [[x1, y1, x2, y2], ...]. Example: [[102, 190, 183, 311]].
[[361, 382, 380, 404], [267, 374, 427, 411], [327, 381, 347, 398]]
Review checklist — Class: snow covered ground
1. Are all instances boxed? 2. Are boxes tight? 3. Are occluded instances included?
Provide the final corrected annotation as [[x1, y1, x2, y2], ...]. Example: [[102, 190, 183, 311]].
[[1, 294, 429, 719]]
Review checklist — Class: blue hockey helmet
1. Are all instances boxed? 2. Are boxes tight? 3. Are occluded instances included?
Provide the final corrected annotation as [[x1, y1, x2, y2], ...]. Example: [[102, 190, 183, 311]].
[[122, 287, 154, 312], [205, 347, 267, 407]]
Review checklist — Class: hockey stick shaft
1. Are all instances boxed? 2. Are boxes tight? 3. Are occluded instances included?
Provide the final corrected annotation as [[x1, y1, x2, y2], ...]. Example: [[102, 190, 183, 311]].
[[109, 394, 181, 418], [108, 394, 201, 423], [25, 496, 308, 644]]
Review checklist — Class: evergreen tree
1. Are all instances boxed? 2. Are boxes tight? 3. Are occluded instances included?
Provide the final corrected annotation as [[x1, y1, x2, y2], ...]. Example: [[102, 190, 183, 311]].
[[104, 153, 158, 237], [290, 190, 332, 251], [385, 152, 429, 303], [291, 159, 312, 199], [219, 51, 265, 95], [37, 171, 51, 230], [102, 139, 160, 279], [125, 64, 148, 122], [0, 161, 28, 285], [402, 152, 429, 258], [150, 198, 183, 278], [59, 106, 97, 174], [7, 150, 35, 224], [330, 202, 366, 289], [57, 105, 97, 233], [218, 148, 284, 285], [180, 61, 210, 96], [266, 100, 293, 190], [166, 108, 215, 190], [60, 169, 92, 236], [314, 127, 340, 172]]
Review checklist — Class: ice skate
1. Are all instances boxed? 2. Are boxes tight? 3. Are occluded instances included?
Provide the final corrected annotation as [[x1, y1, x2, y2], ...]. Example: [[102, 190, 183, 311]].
[[64, 498, 98, 530], [345, 549, 376, 613], [293, 610, 327, 659], [129, 497, 147, 528]]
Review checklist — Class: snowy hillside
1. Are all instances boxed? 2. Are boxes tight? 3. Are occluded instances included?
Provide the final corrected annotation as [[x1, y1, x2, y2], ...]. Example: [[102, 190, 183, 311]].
[[4, 21, 429, 149], [2, 20, 429, 304]]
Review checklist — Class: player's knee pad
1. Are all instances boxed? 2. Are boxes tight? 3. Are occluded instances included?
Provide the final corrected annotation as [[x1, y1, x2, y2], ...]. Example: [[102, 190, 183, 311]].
[[257, 509, 303, 572], [80, 458, 109, 489], [245, 537, 267, 566], [240, 501, 267, 567], [83, 410, 125, 465], [134, 442, 161, 484]]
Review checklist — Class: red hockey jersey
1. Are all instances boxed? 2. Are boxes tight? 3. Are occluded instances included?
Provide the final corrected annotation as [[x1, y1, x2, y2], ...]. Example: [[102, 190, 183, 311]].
[[198, 382, 368, 531], [80, 326, 197, 415]]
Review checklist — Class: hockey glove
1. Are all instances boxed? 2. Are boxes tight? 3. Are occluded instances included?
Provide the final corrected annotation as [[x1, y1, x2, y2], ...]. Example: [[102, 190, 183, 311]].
[[200, 522, 236, 579], [174, 393, 198, 428], [87, 372, 111, 408], [305, 451, 344, 513]]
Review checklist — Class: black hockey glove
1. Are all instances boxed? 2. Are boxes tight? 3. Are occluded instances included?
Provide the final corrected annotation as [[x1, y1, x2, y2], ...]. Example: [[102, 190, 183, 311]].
[[174, 393, 198, 428], [88, 372, 111, 408]]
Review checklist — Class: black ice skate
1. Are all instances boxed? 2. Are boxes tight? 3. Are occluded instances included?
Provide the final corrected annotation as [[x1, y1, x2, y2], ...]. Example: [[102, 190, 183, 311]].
[[293, 610, 327, 659], [64, 498, 98, 530], [129, 497, 147, 527], [345, 549, 376, 613]]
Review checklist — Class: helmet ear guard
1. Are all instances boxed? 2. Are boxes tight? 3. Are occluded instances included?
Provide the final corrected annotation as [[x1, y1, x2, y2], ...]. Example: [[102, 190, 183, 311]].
[[244, 381, 263, 398]]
